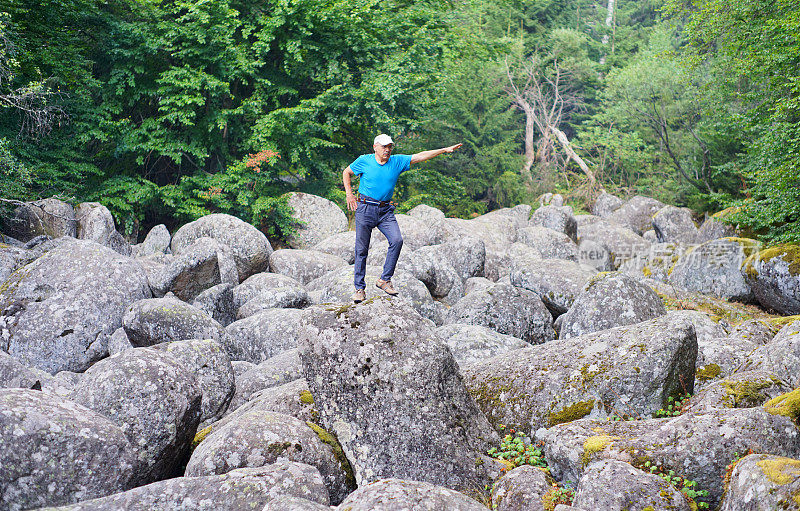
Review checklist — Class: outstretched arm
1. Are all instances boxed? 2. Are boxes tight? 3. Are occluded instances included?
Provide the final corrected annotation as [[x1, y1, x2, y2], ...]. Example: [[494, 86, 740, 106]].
[[343, 166, 358, 211], [410, 143, 462, 164]]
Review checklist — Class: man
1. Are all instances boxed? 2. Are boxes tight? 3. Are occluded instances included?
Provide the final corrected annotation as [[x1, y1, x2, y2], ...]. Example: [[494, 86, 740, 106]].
[[343, 133, 462, 303]]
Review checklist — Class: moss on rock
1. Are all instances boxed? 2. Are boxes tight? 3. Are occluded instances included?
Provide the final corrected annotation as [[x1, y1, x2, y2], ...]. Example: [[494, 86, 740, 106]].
[[581, 434, 618, 467], [306, 421, 356, 489], [192, 425, 213, 448], [755, 457, 800, 485], [764, 389, 800, 422], [299, 390, 314, 404], [548, 400, 595, 427], [696, 363, 722, 382]]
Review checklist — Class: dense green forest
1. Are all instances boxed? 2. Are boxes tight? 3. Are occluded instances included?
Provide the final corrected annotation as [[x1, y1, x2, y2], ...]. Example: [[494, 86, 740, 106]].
[[0, 0, 798, 242]]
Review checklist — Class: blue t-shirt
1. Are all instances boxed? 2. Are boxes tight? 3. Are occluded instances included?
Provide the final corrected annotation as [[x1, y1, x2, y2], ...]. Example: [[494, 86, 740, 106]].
[[350, 153, 412, 201]]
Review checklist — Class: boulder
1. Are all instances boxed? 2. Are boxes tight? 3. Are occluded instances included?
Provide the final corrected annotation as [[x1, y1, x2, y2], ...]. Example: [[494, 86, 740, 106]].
[[399, 245, 464, 304], [557, 272, 666, 339], [434, 324, 530, 367], [490, 465, 550, 511], [463, 276, 494, 296], [439, 216, 516, 252], [6, 198, 76, 241], [297, 298, 497, 490], [306, 265, 440, 324], [510, 258, 597, 315], [234, 273, 311, 318], [538, 192, 565, 207], [572, 460, 691, 511], [132, 223, 170, 257], [122, 295, 226, 347], [68, 348, 202, 485], [720, 453, 800, 511], [335, 478, 486, 511], [0, 244, 36, 283], [153, 236, 239, 301], [45, 461, 330, 511], [445, 282, 555, 344], [185, 409, 353, 505], [224, 308, 305, 363], [738, 319, 800, 387], [285, 192, 348, 249], [152, 338, 235, 425], [0, 238, 151, 374], [226, 349, 303, 412], [743, 244, 800, 314], [516, 225, 578, 261], [576, 239, 613, 272], [0, 350, 48, 389], [269, 249, 348, 286], [618, 242, 683, 283], [665, 310, 729, 383], [577, 217, 651, 269], [312, 231, 358, 264], [651, 205, 698, 244], [75, 202, 130, 255], [530, 205, 578, 242], [668, 237, 759, 301], [686, 370, 792, 414], [191, 282, 236, 327], [695, 215, 736, 244], [462, 314, 698, 432], [591, 192, 623, 218], [171, 213, 272, 281], [0, 389, 135, 510], [107, 327, 133, 355], [538, 407, 800, 508], [436, 236, 486, 280], [406, 203, 446, 225], [262, 495, 331, 510], [372, 213, 439, 250], [727, 318, 780, 346], [608, 196, 665, 235], [235, 378, 319, 425]]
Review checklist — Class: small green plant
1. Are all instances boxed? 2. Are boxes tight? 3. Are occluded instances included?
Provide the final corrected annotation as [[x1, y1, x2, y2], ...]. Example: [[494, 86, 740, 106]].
[[723, 448, 755, 488], [640, 460, 710, 509], [542, 484, 576, 510], [654, 393, 692, 418], [486, 426, 548, 471]]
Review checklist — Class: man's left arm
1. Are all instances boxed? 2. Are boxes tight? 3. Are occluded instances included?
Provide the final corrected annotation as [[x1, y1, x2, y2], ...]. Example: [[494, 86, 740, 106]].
[[410, 143, 462, 164]]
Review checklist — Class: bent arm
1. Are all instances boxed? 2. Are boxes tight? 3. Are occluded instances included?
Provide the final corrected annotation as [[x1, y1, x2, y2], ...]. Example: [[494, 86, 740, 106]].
[[343, 166, 358, 211], [410, 143, 463, 164]]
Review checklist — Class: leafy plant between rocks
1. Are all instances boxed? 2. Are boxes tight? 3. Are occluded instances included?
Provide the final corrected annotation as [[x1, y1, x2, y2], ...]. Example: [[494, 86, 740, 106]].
[[654, 393, 692, 418], [541, 484, 576, 510], [486, 426, 548, 472], [640, 459, 710, 509]]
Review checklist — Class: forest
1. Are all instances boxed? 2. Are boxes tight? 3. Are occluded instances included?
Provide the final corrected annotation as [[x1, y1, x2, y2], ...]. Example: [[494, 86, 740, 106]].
[[0, 0, 798, 244]]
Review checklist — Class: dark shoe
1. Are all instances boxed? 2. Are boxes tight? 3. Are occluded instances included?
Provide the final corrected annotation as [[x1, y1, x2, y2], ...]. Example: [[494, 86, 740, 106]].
[[375, 279, 398, 296], [352, 289, 366, 303]]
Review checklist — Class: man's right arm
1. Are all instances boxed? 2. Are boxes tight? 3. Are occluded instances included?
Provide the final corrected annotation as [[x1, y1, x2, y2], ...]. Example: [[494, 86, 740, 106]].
[[343, 166, 358, 211]]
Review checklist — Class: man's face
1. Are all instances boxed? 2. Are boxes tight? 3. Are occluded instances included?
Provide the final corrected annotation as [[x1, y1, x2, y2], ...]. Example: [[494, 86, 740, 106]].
[[374, 142, 394, 159]]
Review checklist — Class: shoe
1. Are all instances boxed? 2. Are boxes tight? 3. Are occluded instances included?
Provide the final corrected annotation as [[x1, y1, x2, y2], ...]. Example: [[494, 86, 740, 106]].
[[375, 279, 399, 296], [352, 288, 366, 303]]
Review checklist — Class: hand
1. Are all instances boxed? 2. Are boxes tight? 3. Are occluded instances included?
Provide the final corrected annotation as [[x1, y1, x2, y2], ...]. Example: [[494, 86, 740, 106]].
[[346, 193, 358, 211], [443, 143, 463, 154]]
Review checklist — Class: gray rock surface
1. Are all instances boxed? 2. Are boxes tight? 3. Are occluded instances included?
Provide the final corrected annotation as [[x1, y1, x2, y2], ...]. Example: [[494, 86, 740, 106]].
[[557, 272, 666, 339], [463, 276, 494, 296], [372, 213, 439, 250], [0, 244, 36, 283], [435, 236, 486, 281], [434, 323, 530, 367], [107, 327, 133, 355], [262, 495, 332, 510], [517, 225, 578, 261], [233, 272, 311, 315], [153, 236, 239, 301], [445, 282, 555, 344], [191, 282, 236, 326], [224, 308, 304, 363], [743, 244, 800, 314], [335, 478, 486, 511], [618, 242, 683, 282], [592, 192, 624, 218], [298, 298, 497, 491], [538, 407, 800, 507], [43, 461, 330, 511], [132, 223, 171, 257], [577, 217, 651, 269], [668, 237, 758, 301], [686, 370, 792, 414], [530, 205, 578, 242], [719, 453, 800, 511], [0, 389, 135, 510], [608, 196, 665, 234], [226, 349, 304, 412], [398, 245, 464, 304], [69, 348, 202, 485], [0, 238, 151, 374], [186, 409, 352, 504], [285, 192, 348, 249], [576, 239, 613, 271], [490, 465, 550, 511], [7, 198, 76, 241], [171, 213, 272, 281], [463, 314, 698, 432], [269, 249, 348, 286], [75, 202, 129, 255], [407, 203, 446, 225], [510, 257, 597, 315], [738, 319, 800, 387], [312, 231, 358, 264], [237, 378, 319, 425], [695, 215, 736, 244], [651, 205, 698, 244], [0, 350, 48, 389], [122, 295, 226, 347], [572, 460, 691, 511], [727, 318, 780, 346]]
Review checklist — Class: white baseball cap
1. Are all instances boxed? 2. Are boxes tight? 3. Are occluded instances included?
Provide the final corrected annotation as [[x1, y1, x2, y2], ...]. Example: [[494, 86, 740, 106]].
[[373, 133, 394, 146]]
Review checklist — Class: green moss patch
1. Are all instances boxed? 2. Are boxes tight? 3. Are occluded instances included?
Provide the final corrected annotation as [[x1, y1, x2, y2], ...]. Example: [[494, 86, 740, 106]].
[[306, 421, 356, 489], [581, 434, 618, 467], [695, 363, 721, 381], [764, 389, 800, 422], [721, 376, 781, 407], [548, 400, 594, 427], [299, 390, 314, 404], [192, 425, 213, 448], [755, 457, 800, 486]]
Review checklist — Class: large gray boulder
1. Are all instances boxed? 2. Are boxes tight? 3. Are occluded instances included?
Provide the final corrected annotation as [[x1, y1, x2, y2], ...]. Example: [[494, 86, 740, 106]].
[[651, 205, 698, 244], [285, 192, 348, 249], [269, 249, 348, 286], [0, 244, 36, 283], [577, 217, 651, 269], [0, 389, 136, 510], [6, 198, 76, 241], [44, 461, 330, 511], [0, 350, 48, 389], [576, 238, 613, 271], [399, 245, 464, 304], [372, 213, 439, 250], [668, 237, 758, 301], [557, 272, 667, 339], [695, 215, 736, 244], [510, 257, 597, 315], [0, 238, 151, 374], [68, 348, 203, 485], [742, 244, 800, 314], [618, 242, 683, 283], [226, 349, 303, 412], [462, 314, 698, 432], [191, 282, 236, 327], [335, 478, 487, 511], [516, 225, 578, 261], [490, 465, 550, 511], [186, 409, 353, 505], [738, 319, 800, 387], [436, 236, 486, 280], [572, 460, 691, 511], [530, 205, 578, 242], [407, 203, 446, 225], [122, 295, 226, 347], [311, 231, 358, 264], [233, 272, 310, 316], [720, 453, 800, 511], [75, 202, 130, 255], [230, 378, 319, 426], [153, 237, 238, 300], [591, 192, 623, 218], [439, 216, 516, 252], [132, 224, 170, 257], [685, 370, 792, 414], [445, 282, 555, 344], [171, 213, 272, 281], [538, 406, 800, 508], [298, 298, 497, 491], [224, 308, 304, 363], [608, 196, 665, 235], [434, 324, 530, 367]]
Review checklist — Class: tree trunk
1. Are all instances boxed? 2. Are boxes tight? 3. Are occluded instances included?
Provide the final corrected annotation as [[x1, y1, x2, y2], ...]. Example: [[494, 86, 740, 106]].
[[548, 126, 600, 188]]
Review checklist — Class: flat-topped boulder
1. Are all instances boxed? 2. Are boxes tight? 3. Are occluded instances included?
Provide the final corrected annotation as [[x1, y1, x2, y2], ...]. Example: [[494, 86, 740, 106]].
[[743, 243, 800, 314], [284, 192, 348, 249], [268, 249, 348, 285], [510, 257, 597, 315]]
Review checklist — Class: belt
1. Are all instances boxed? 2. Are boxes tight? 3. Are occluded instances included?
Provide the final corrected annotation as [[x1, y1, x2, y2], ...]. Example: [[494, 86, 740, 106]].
[[357, 194, 394, 206]]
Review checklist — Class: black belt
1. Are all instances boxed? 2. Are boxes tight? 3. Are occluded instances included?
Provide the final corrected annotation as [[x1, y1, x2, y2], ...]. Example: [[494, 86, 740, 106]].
[[358, 194, 394, 206]]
